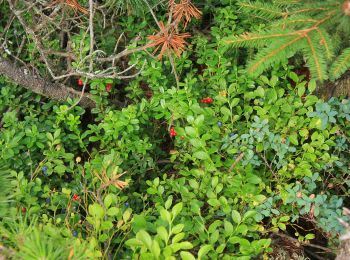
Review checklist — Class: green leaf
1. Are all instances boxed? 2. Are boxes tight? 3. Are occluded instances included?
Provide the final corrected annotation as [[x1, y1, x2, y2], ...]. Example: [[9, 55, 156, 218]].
[[132, 215, 147, 232], [198, 245, 213, 259], [165, 196, 173, 210], [180, 251, 196, 260], [123, 208, 132, 222], [265, 88, 278, 104], [172, 233, 185, 244], [230, 98, 240, 107], [188, 179, 199, 190], [185, 127, 196, 137], [207, 198, 221, 207], [54, 165, 66, 174], [236, 224, 248, 235], [104, 194, 114, 209], [160, 208, 172, 223], [208, 220, 222, 233], [194, 115, 205, 126], [136, 230, 152, 250], [270, 75, 278, 87], [172, 202, 183, 218], [289, 72, 299, 83], [279, 216, 290, 222], [107, 207, 119, 216], [157, 226, 168, 242], [305, 233, 315, 240], [189, 139, 204, 148], [171, 242, 193, 253], [211, 176, 218, 188], [193, 151, 209, 160], [89, 203, 105, 219], [255, 86, 265, 97], [101, 220, 113, 230], [278, 223, 286, 230], [232, 210, 241, 224], [220, 106, 231, 117], [243, 210, 257, 220], [299, 129, 309, 138], [46, 132, 53, 142], [172, 224, 184, 234], [125, 238, 142, 248], [62, 188, 71, 195], [308, 79, 316, 93], [178, 242, 193, 250], [297, 84, 305, 97], [224, 220, 234, 237], [151, 240, 161, 258], [289, 133, 298, 145]]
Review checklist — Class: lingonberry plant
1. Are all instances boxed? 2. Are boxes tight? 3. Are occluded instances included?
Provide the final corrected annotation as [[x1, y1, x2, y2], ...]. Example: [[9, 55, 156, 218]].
[[1, 0, 350, 259]]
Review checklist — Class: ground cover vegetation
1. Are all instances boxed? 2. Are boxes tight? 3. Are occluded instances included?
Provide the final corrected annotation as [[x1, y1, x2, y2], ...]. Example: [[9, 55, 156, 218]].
[[1, 0, 350, 259]]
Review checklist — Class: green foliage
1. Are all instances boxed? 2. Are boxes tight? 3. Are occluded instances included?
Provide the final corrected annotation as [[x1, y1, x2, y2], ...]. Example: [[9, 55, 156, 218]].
[[225, 0, 350, 81], [0, 164, 12, 217], [1, 1, 350, 259]]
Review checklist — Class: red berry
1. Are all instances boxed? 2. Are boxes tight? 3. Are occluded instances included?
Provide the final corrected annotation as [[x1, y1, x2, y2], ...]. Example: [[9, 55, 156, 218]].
[[106, 83, 112, 92], [77, 79, 83, 86], [21, 207, 26, 213], [72, 194, 80, 201], [170, 127, 177, 137], [200, 97, 213, 104]]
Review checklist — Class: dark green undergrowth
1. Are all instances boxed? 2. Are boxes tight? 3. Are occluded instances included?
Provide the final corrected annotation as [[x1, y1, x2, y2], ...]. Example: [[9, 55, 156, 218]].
[[1, 1, 350, 259]]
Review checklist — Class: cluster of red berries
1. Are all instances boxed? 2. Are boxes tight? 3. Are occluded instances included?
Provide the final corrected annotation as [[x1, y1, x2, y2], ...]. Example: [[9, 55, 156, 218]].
[[200, 97, 213, 104], [170, 127, 177, 137], [77, 79, 113, 92], [72, 194, 80, 201]]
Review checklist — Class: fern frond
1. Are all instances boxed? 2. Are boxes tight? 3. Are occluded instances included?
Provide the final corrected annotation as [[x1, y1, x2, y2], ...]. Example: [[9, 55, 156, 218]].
[[330, 47, 350, 80], [246, 36, 303, 77], [302, 33, 328, 81], [239, 1, 286, 19]]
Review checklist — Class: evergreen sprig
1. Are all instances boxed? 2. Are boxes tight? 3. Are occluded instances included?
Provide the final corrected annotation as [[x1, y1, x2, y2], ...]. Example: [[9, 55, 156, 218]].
[[225, 0, 350, 81]]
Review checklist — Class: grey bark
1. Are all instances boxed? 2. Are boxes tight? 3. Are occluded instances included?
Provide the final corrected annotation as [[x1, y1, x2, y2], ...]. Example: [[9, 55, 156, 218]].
[[0, 57, 95, 108], [317, 70, 350, 99]]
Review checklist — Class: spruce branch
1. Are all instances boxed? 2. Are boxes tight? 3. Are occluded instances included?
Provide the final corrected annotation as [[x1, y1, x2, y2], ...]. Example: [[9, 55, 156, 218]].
[[226, 0, 344, 81], [304, 33, 328, 81], [239, 1, 286, 19], [246, 36, 303, 76], [330, 48, 350, 80]]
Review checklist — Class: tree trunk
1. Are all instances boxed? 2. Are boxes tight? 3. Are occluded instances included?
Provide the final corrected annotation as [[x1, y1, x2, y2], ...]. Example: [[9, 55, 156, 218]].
[[317, 70, 350, 99], [0, 58, 95, 108]]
